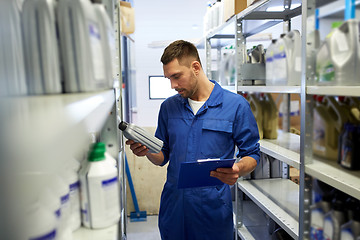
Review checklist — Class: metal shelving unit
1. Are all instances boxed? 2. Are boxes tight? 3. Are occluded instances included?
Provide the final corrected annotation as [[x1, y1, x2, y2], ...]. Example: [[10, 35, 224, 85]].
[[205, 0, 360, 239], [238, 179, 299, 239], [307, 86, 360, 97], [1, 89, 123, 240], [259, 130, 300, 169], [305, 158, 360, 200], [0, 0, 126, 239], [300, 0, 360, 238], [238, 86, 301, 93], [205, 1, 303, 239]]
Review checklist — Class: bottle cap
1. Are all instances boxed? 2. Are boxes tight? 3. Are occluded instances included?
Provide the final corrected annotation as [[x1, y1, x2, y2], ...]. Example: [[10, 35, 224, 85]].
[[91, 142, 106, 152], [331, 21, 342, 29], [119, 121, 128, 131], [88, 145, 105, 162]]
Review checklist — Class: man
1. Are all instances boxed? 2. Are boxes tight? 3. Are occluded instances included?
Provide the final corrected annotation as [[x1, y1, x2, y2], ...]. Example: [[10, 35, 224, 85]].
[[126, 40, 260, 240]]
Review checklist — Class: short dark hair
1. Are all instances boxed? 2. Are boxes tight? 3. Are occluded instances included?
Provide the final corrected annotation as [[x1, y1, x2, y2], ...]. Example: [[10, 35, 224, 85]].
[[161, 40, 202, 67]]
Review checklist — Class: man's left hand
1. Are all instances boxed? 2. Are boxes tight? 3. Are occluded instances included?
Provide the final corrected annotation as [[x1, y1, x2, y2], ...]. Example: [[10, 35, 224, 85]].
[[210, 163, 241, 185]]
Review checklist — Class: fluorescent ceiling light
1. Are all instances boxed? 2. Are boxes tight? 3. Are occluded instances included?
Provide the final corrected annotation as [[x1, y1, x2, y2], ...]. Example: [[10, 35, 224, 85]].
[[266, 5, 284, 12], [266, 3, 301, 12], [290, 3, 301, 10]]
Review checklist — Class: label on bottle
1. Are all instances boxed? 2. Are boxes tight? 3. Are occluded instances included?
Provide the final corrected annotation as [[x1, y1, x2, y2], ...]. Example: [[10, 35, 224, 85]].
[[274, 49, 287, 83], [29, 229, 56, 240], [313, 110, 326, 154], [323, 216, 334, 240], [89, 22, 105, 82], [102, 176, 119, 211], [340, 228, 355, 240], [70, 180, 81, 229], [310, 226, 324, 240], [316, 44, 335, 83], [311, 208, 325, 240], [339, 127, 354, 169]]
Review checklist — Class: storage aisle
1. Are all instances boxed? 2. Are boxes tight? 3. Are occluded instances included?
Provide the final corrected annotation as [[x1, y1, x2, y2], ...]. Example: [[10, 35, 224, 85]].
[[126, 215, 161, 240]]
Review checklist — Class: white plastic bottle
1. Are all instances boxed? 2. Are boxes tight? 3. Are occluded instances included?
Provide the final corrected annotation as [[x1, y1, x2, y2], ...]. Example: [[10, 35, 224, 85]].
[[25, 201, 58, 240], [0, 0, 27, 96], [273, 34, 287, 85], [94, 3, 115, 89], [21, 0, 62, 95], [79, 143, 120, 229], [323, 193, 347, 240], [316, 22, 341, 85], [57, 0, 107, 93], [283, 30, 302, 86], [340, 211, 360, 240], [329, 19, 360, 86], [17, 173, 58, 240], [310, 195, 332, 240], [62, 168, 81, 231], [307, 8, 321, 86], [39, 188, 62, 229], [265, 40, 277, 86]]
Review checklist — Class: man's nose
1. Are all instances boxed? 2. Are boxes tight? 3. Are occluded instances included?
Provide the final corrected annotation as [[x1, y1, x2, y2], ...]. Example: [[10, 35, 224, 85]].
[[170, 80, 178, 89]]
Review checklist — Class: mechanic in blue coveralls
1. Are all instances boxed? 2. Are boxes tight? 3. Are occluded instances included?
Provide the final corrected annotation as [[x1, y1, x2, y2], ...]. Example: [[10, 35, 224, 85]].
[[126, 40, 260, 240]]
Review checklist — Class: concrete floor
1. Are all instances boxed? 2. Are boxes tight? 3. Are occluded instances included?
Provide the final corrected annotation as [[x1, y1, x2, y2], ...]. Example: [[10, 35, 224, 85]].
[[126, 215, 161, 240], [125, 200, 277, 240]]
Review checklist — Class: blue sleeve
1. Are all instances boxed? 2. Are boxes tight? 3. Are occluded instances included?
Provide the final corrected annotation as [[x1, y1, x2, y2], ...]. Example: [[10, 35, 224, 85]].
[[233, 99, 260, 164], [155, 102, 170, 166]]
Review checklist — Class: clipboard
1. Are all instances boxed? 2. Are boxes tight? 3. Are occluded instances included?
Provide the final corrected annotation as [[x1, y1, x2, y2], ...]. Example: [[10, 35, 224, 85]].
[[177, 158, 236, 189]]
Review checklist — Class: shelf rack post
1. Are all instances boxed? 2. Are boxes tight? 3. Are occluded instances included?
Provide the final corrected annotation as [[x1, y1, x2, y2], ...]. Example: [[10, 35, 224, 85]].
[[235, 18, 246, 88], [281, 19, 292, 180], [299, 0, 316, 239], [205, 38, 212, 79], [234, 181, 244, 240], [114, 1, 127, 238]]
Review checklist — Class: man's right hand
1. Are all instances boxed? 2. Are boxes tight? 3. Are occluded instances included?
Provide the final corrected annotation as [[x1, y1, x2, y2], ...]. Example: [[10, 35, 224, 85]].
[[126, 139, 165, 166], [126, 139, 149, 157]]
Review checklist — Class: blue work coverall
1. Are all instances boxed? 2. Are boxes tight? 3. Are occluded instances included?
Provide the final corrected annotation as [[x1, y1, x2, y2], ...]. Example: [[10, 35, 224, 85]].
[[155, 80, 260, 240]]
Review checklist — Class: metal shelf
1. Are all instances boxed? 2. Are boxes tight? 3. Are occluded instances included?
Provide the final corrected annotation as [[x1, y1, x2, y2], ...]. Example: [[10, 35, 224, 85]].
[[206, 16, 236, 40], [237, 0, 301, 20], [238, 179, 299, 240], [317, 0, 360, 18], [307, 86, 360, 97], [1, 89, 116, 175], [73, 224, 118, 240], [204, 0, 302, 46], [238, 85, 301, 93], [238, 225, 256, 240], [259, 130, 300, 169], [305, 157, 360, 200]]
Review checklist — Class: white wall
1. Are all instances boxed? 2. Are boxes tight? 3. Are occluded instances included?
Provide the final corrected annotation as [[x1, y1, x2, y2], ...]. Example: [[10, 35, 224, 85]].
[[132, 0, 210, 127], [131, 2, 302, 127]]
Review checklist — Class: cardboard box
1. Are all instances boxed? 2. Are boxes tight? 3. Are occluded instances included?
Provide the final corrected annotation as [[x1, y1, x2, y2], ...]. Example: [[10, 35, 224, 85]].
[[235, 0, 247, 15], [223, 0, 247, 22], [119, 1, 135, 34], [290, 167, 300, 185], [223, 0, 261, 22]]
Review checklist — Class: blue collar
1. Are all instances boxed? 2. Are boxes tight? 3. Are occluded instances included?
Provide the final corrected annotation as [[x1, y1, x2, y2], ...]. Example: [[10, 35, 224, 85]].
[[179, 80, 223, 108]]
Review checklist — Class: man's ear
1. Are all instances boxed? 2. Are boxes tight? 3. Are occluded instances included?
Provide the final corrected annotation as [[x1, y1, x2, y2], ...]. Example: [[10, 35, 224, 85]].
[[191, 61, 201, 75]]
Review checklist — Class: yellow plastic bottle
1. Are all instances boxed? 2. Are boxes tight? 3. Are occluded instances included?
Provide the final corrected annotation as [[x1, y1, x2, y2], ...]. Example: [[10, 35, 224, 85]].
[[313, 96, 346, 160], [248, 94, 263, 139], [261, 93, 278, 139]]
